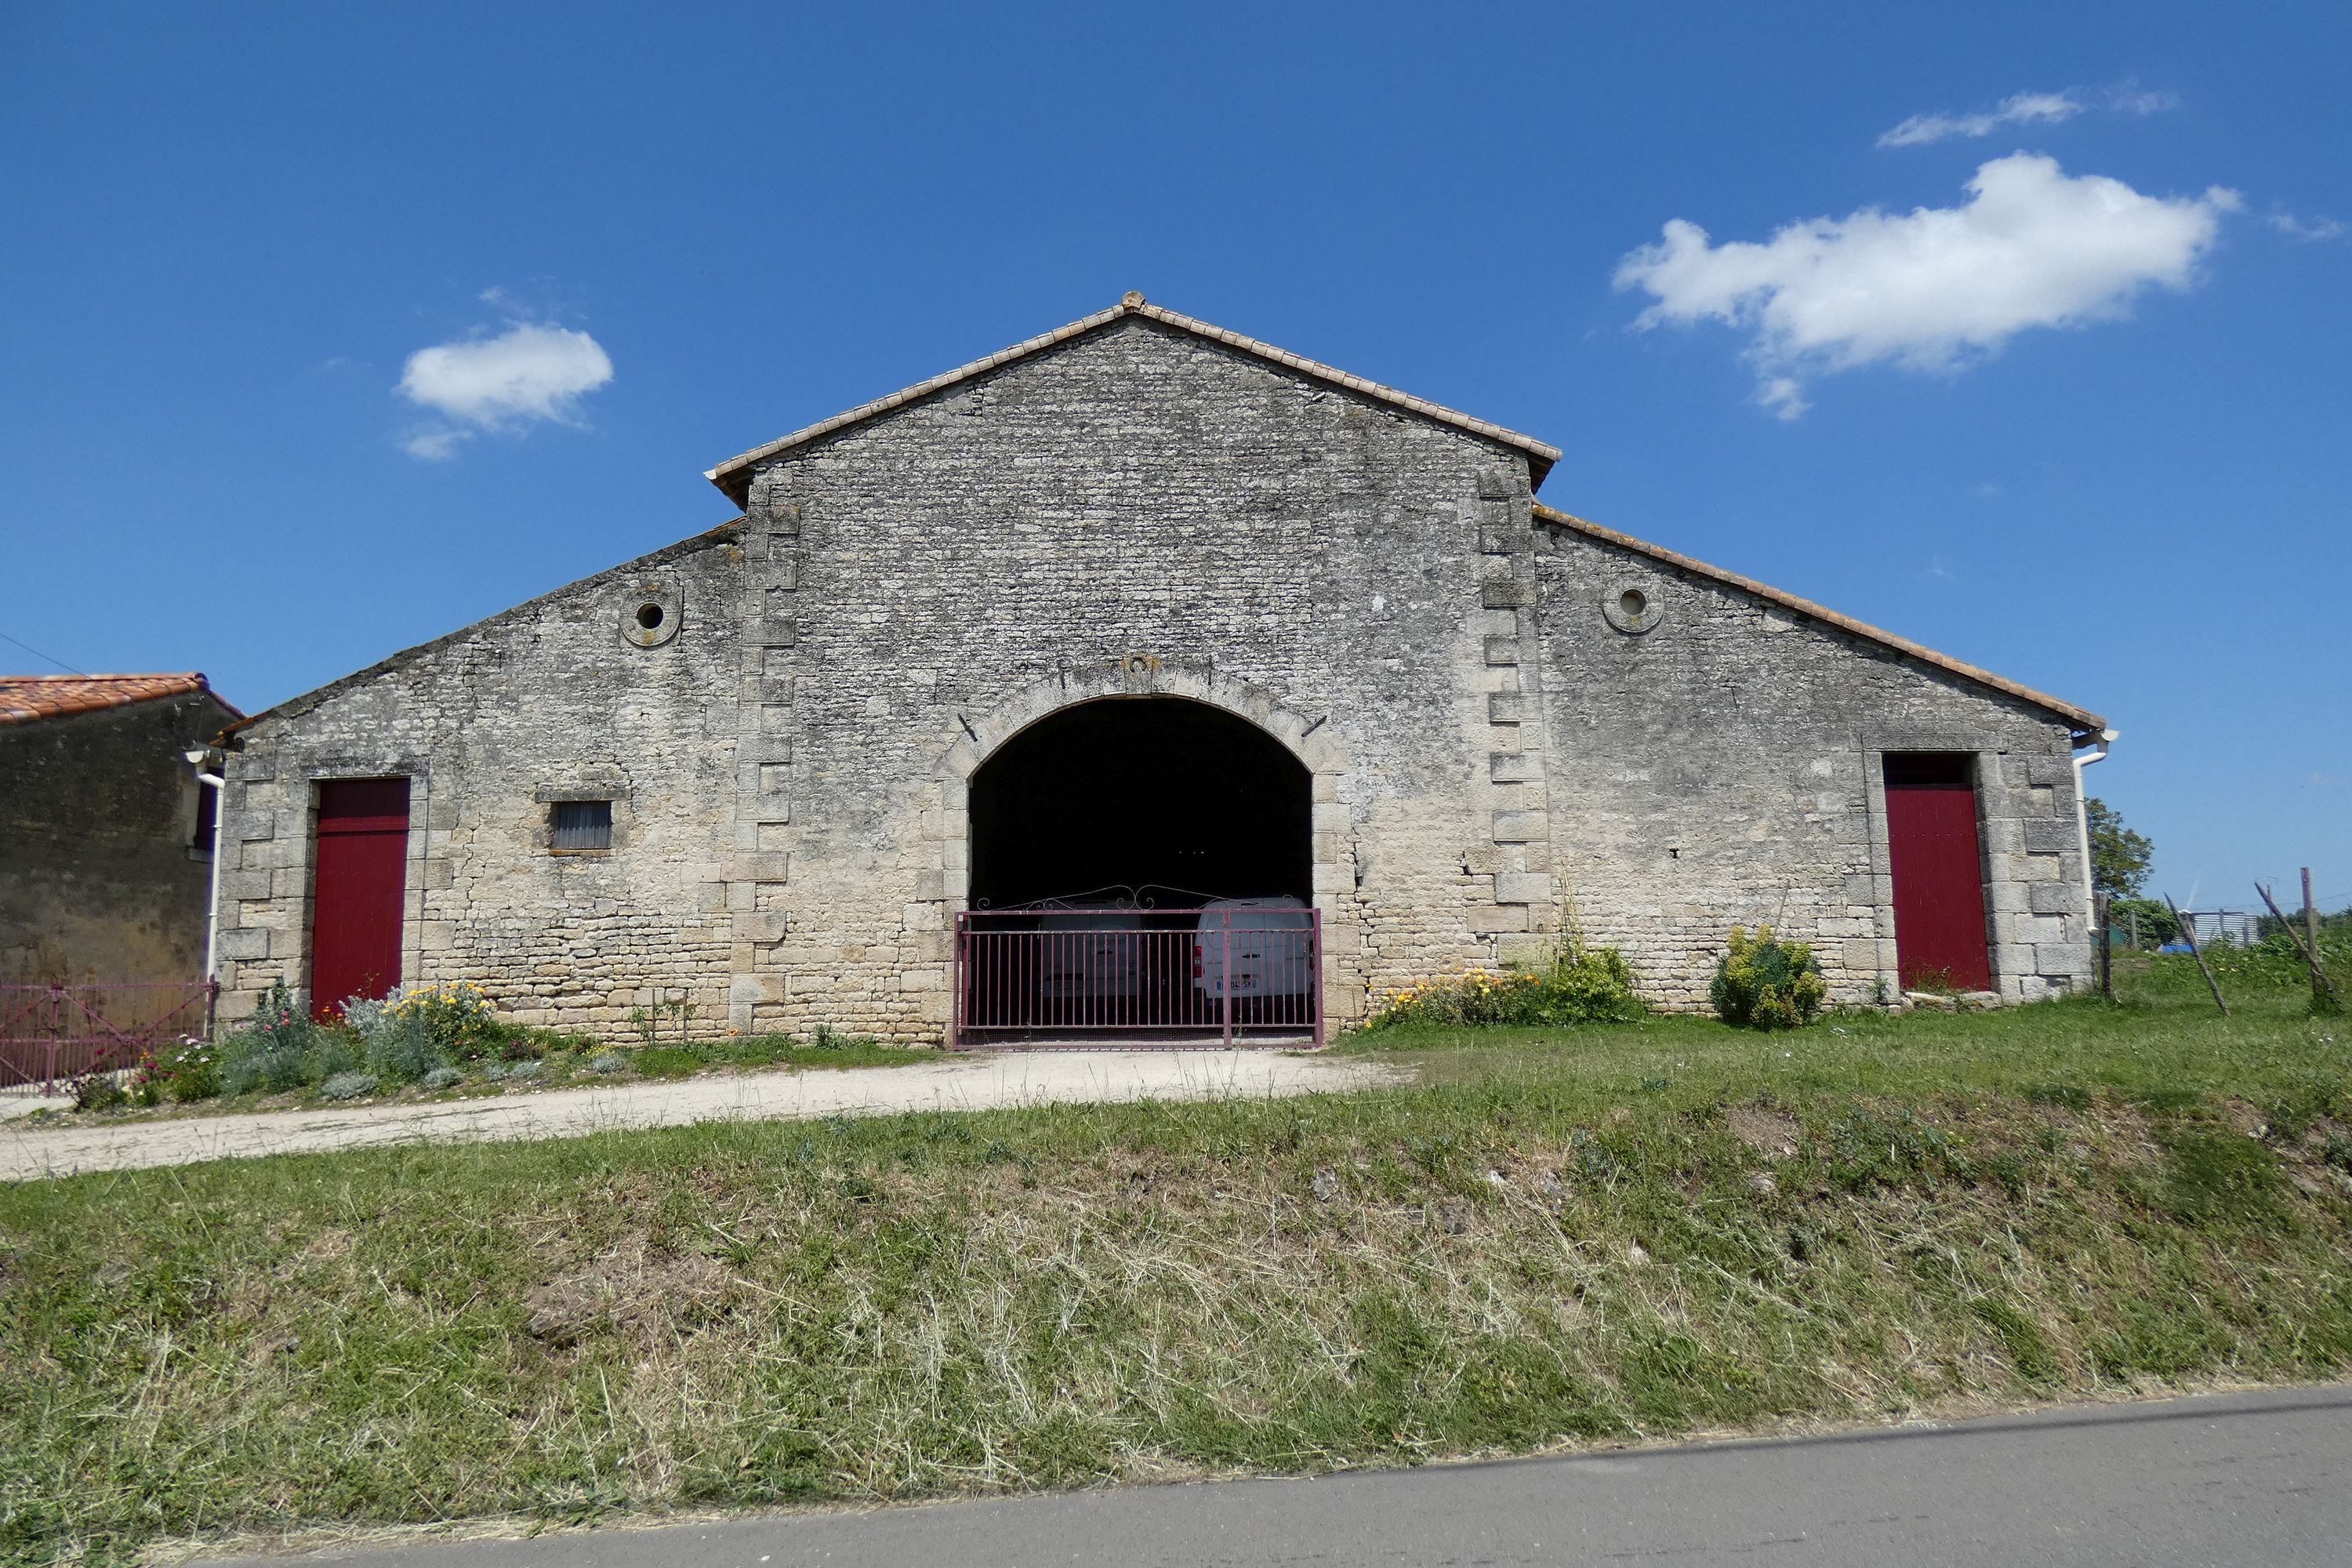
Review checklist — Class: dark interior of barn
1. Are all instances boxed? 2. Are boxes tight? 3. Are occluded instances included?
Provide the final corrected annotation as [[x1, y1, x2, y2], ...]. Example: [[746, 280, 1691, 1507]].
[[967, 697, 1312, 909]]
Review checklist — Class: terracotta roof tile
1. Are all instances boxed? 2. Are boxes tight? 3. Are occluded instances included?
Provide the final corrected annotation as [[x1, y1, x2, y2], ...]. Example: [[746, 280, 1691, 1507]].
[[0, 673, 238, 726]]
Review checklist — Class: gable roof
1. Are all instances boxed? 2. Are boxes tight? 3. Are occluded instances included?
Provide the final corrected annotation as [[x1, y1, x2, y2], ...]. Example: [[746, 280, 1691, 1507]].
[[705, 294, 1562, 505], [0, 673, 239, 727], [219, 519, 743, 744], [1531, 503, 2106, 736]]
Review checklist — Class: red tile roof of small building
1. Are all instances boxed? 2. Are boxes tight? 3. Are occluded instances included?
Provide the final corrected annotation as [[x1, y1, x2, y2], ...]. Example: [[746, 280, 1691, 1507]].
[[0, 673, 239, 726]]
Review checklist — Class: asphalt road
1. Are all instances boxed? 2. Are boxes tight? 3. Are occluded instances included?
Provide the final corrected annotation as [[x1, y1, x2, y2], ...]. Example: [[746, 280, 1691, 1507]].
[[206, 1385, 2351, 1568]]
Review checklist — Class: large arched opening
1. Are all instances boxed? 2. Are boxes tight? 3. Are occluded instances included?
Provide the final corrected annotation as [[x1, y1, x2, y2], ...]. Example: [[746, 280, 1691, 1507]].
[[970, 696, 1311, 908], [958, 697, 1318, 1042]]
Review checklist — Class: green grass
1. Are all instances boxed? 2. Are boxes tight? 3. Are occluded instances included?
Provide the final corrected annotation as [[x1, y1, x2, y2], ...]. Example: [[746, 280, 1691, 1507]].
[[628, 1035, 924, 1078], [2, 955, 2349, 1563]]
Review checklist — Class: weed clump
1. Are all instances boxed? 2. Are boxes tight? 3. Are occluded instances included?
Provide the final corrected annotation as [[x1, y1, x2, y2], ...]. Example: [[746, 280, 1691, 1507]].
[[1366, 942, 1641, 1030], [318, 1071, 376, 1102], [220, 982, 323, 1093], [70, 1073, 127, 1112], [1710, 926, 1828, 1031]]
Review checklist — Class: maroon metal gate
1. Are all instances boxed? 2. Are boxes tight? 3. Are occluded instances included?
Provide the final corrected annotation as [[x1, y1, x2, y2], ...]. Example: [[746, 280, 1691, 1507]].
[[951, 906, 1323, 1048], [0, 982, 217, 1095]]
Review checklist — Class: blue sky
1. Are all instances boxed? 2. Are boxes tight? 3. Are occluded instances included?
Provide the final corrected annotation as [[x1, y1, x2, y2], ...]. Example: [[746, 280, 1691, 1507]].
[[2, 2, 2344, 909]]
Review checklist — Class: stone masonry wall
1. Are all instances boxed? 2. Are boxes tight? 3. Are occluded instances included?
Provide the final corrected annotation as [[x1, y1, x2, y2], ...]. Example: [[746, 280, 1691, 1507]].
[[213, 531, 753, 1034], [1527, 518, 2093, 1004], [739, 318, 1552, 1039]]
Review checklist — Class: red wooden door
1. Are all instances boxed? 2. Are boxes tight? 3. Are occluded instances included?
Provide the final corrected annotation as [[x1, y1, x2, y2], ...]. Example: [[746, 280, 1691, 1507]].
[[1884, 754, 1992, 992], [310, 779, 410, 1020]]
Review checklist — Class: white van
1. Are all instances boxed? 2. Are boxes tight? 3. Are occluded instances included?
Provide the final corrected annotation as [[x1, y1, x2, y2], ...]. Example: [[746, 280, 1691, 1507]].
[[1191, 897, 1314, 998], [1036, 910, 1142, 999]]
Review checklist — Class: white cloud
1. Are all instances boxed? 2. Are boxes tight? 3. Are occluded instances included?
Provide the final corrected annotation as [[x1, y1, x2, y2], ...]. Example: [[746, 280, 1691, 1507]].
[[401, 428, 471, 462], [1615, 154, 2239, 416], [2270, 211, 2346, 242], [396, 320, 614, 459], [1756, 376, 1809, 421], [2107, 83, 2180, 116], [1878, 91, 2082, 148]]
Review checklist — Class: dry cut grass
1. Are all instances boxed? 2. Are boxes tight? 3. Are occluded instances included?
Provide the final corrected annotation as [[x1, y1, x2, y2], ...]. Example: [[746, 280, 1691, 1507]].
[[3, 966, 2350, 1563]]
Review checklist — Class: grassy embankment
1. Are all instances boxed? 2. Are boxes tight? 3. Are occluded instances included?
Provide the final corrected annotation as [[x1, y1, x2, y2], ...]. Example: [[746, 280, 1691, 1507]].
[[3, 953, 2349, 1563]]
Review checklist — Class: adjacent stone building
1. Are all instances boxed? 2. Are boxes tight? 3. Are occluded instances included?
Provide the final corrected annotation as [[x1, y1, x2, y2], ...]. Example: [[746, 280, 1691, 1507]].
[[1, 673, 242, 985], [212, 297, 2106, 1041]]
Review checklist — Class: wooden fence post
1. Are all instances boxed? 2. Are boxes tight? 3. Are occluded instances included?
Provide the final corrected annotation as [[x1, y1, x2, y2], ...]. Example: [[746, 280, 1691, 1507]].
[[2165, 895, 2228, 1016], [2307, 868, 2336, 1014], [2095, 891, 2114, 1002], [2257, 874, 2340, 1013]]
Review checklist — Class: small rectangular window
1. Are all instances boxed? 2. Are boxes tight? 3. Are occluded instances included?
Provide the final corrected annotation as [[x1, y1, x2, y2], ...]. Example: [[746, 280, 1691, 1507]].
[[551, 800, 613, 851], [191, 780, 218, 855]]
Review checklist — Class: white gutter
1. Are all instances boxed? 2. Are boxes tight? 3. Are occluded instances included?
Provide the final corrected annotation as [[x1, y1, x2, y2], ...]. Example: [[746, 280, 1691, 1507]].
[[2072, 729, 2118, 944]]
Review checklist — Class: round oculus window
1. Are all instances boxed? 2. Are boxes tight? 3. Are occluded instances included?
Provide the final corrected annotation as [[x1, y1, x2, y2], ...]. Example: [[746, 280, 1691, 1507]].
[[1602, 583, 1663, 635], [620, 583, 682, 648]]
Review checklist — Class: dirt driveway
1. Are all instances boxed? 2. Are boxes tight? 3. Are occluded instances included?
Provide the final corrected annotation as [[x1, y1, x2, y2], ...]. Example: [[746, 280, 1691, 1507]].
[[0, 1049, 1403, 1181]]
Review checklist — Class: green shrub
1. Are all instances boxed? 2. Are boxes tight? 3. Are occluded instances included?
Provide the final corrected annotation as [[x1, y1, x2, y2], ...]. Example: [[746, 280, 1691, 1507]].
[[137, 1036, 223, 1103], [1364, 942, 1642, 1031], [305, 1031, 361, 1082], [2108, 896, 2180, 949], [318, 1071, 377, 1102], [1709, 925, 1827, 1031], [220, 983, 319, 1094], [420, 1065, 466, 1091], [588, 1051, 631, 1075], [361, 1011, 441, 1083], [71, 1073, 126, 1113]]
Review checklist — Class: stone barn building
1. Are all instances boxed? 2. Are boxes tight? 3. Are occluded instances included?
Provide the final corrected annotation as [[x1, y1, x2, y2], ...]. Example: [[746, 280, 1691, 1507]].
[[212, 296, 2105, 1041], [2, 673, 242, 985]]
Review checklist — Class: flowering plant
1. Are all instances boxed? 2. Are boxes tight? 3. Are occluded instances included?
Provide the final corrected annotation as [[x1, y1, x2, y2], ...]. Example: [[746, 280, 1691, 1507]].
[[384, 980, 499, 1058], [1363, 943, 1640, 1031], [135, 1033, 224, 1104]]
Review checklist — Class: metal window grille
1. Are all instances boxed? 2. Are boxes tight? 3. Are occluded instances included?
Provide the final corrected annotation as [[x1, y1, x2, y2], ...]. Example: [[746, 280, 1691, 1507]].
[[551, 800, 612, 851]]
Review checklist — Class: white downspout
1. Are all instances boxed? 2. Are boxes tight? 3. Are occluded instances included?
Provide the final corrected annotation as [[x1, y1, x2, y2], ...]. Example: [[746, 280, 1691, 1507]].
[[2072, 728, 2118, 950]]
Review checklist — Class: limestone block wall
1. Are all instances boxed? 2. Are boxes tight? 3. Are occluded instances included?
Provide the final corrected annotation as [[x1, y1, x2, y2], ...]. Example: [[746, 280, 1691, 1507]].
[[737, 317, 1556, 1038], [1526, 517, 2094, 1005], [213, 530, 753, 1033]]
